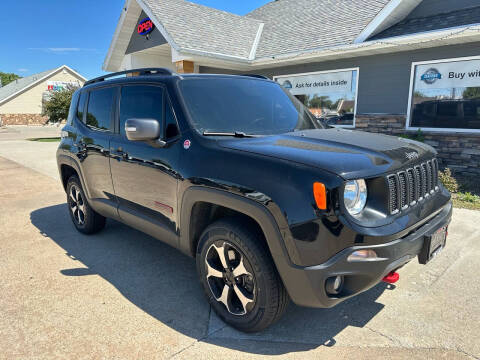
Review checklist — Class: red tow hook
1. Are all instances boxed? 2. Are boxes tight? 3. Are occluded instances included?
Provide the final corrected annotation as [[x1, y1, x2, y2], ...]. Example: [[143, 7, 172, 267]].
[[382, 271, 399, 284]]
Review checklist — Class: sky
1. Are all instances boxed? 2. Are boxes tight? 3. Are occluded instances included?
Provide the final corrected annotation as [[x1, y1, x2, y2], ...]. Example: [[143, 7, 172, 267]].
[[0, 0, 270, 80]]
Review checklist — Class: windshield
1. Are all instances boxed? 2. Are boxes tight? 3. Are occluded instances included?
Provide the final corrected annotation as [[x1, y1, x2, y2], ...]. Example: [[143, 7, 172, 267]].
[[179, 78, 323, 135]]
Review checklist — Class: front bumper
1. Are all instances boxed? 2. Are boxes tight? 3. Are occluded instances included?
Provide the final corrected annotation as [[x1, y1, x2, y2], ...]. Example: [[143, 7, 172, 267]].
[[283, 201, 452, 308]]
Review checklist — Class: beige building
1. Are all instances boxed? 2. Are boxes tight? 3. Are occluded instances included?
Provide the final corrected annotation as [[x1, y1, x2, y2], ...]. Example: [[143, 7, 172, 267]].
[[0, 65, 86, 125]]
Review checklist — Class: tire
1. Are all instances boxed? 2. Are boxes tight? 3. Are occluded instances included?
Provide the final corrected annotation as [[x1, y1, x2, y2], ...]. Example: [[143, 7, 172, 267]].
[[66, 175, 106, 234], [196, 218, 289, 332]]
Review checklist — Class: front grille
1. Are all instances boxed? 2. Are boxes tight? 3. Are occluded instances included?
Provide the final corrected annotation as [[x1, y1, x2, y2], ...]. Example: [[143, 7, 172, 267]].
[[387, 158, 439, 214]]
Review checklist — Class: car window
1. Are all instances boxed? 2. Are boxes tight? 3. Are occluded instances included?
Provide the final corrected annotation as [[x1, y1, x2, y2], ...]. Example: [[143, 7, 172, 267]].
[[119, 85, 164, 137], [85, 87, 115, 131], [67, 90, 80, 125], [179, 78, 321, 135], [86, 87, 116, 130], [76, 91, 87, 122], [165, 98, 179, 140]]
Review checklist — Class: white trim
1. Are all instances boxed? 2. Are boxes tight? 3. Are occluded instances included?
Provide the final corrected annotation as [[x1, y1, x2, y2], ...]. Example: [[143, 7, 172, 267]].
[[62, 65, 87, 82], [0, 65, 86, 106], [252, 24, 480, 66], [103, 0, 131, 71], [178, 47, 253, 62], [406, 55, 480, 134], [273, 67, 360, 129], [354, 0, 403, 43], [249, 23, 264, 60]]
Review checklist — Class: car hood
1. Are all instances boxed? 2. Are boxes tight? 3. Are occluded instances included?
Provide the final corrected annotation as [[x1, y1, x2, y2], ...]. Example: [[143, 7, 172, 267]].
[[219, 128, 436, 179]]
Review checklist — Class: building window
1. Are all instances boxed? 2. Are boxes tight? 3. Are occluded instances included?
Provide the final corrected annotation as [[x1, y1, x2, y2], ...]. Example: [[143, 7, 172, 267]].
[[408, 56, 480, 132], [274, 68, 359, 128]]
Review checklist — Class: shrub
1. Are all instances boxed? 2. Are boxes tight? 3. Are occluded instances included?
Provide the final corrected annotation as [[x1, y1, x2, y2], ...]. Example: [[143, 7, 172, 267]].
[[42, 85, 79, 123], [457, 192, 480, 203], [439, 168, 459, 193], [399, 129, 425, 142]]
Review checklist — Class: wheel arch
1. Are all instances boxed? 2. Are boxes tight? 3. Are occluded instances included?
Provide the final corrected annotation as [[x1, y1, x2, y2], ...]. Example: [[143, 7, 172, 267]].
[[57, 155, 91, 199], [179, 186, 316, 305], [179, 186, 296, 265]]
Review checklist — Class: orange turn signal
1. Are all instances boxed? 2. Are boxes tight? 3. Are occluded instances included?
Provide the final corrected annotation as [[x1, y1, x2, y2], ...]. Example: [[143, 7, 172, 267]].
[[313, 182, 327, 210]]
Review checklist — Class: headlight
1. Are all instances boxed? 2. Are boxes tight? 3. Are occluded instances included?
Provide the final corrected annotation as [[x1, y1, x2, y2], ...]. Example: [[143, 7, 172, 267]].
[[343, 179, 367, 215]]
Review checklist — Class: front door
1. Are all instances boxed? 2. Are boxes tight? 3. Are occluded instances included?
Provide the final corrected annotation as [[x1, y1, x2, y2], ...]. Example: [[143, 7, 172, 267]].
[[110, 84, 181, 247]]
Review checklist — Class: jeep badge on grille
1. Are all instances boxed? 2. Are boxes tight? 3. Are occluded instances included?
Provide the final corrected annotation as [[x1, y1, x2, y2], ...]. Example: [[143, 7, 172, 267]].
[[406, 152, 419, 160]]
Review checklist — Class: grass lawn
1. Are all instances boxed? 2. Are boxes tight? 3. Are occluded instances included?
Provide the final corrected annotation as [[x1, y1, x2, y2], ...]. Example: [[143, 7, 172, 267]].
[[27, 137, 61, 142], [452, 192, 480, 210]]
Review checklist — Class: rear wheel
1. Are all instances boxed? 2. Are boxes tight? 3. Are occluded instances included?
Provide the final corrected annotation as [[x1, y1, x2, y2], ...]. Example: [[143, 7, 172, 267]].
[[66, 176, 106, 234], [196, 218, 289, 332]]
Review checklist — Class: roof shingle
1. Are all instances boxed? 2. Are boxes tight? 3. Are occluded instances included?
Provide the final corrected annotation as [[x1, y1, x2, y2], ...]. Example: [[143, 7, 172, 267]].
[[143, 0, 263, 59], [370, 5, 480, 40], [0, 68, 57, 104], [246, 0, 391, 58]]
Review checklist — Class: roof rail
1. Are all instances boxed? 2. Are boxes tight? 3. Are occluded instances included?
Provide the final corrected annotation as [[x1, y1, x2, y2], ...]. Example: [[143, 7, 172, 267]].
[[239, 74, 270, 80], [84, 68, 176, 86]]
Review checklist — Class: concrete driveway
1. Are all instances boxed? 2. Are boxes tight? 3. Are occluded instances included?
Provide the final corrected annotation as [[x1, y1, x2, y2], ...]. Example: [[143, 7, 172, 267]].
[[0, 125, 61, 180], [0, 128, 479, 359]]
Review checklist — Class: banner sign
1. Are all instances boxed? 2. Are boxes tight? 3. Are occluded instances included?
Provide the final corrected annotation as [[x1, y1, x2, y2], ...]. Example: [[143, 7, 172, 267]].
[[47, 81, 79, 91], [415, 59, 480, 90], [275, 70, 354, 95]]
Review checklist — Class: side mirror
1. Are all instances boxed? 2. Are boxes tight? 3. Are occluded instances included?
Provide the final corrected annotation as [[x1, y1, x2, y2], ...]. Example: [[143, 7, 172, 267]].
[[125, 118, 160, 141]]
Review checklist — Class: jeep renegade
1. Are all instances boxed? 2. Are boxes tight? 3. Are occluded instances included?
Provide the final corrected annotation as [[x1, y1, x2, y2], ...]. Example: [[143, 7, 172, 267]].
[[57, 68, 452, 332]]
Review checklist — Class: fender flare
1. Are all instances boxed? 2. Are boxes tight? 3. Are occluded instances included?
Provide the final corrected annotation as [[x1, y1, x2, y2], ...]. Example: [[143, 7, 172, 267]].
[[57, 154, 92, 200], [179, 186, 318, 305], [179, 186, 289, 260]]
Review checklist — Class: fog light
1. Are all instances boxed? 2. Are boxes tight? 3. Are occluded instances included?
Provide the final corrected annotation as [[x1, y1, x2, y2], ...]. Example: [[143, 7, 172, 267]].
[[325, 275, 344, 295], [347, 249, 378, 262]]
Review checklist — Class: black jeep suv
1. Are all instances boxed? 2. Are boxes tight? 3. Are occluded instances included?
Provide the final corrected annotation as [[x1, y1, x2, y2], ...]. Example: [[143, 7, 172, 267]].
[[57, 68, 452, 332]]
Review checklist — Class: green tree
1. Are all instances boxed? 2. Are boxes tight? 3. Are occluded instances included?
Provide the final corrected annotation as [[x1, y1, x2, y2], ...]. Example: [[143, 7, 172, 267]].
[[462, 87, 480, 99], [308, 95, 333, 109], [42, 85, 79, 123], [0, 71, 22, 87]]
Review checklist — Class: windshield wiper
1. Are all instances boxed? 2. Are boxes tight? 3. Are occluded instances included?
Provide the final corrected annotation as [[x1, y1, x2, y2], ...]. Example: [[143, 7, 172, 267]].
[[202, 131, 258, 138]]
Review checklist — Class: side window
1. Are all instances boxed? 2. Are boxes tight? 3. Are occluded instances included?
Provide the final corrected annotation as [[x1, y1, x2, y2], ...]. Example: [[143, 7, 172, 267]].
[[76, 91, 87, 122], [67, 90, 80, 125], [86, 87, 115, 131], [165, 98, 180, 140], [119, 85, 164, 137]]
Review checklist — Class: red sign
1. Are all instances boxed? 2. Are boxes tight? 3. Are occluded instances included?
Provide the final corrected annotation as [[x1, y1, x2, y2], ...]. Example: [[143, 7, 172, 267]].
[[137, 18, 154, 35]]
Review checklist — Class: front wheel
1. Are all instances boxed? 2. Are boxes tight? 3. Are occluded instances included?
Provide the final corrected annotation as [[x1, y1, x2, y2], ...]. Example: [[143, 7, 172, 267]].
[[196, 218, 289, 332]]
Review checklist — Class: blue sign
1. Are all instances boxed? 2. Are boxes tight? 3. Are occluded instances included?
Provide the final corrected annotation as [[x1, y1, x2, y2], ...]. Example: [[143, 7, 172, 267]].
[[421, 68, 442, 84], [282, 80, 292, 89]]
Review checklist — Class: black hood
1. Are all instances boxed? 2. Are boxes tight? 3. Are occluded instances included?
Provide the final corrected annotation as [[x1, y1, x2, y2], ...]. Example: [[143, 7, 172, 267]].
[[219, 128, 436, 179]]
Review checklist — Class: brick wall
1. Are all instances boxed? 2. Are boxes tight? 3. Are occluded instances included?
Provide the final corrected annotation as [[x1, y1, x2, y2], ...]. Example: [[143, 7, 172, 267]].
[[0, 114, 49, 126], [355, 114, 480, 176]]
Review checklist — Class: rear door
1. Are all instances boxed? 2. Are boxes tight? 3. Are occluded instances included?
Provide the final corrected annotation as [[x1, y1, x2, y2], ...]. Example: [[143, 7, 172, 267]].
[[74, 86, 117, 218], [110, 84, 181, 247]]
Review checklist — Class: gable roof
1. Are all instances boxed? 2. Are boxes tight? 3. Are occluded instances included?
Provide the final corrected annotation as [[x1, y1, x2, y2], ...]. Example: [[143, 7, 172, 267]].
[[246, 0, 391, 58], [104, 0, 480, 71], [0, 65, 86, 105], [370, 5, 480, 40], [141, 0, 264, 60]]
